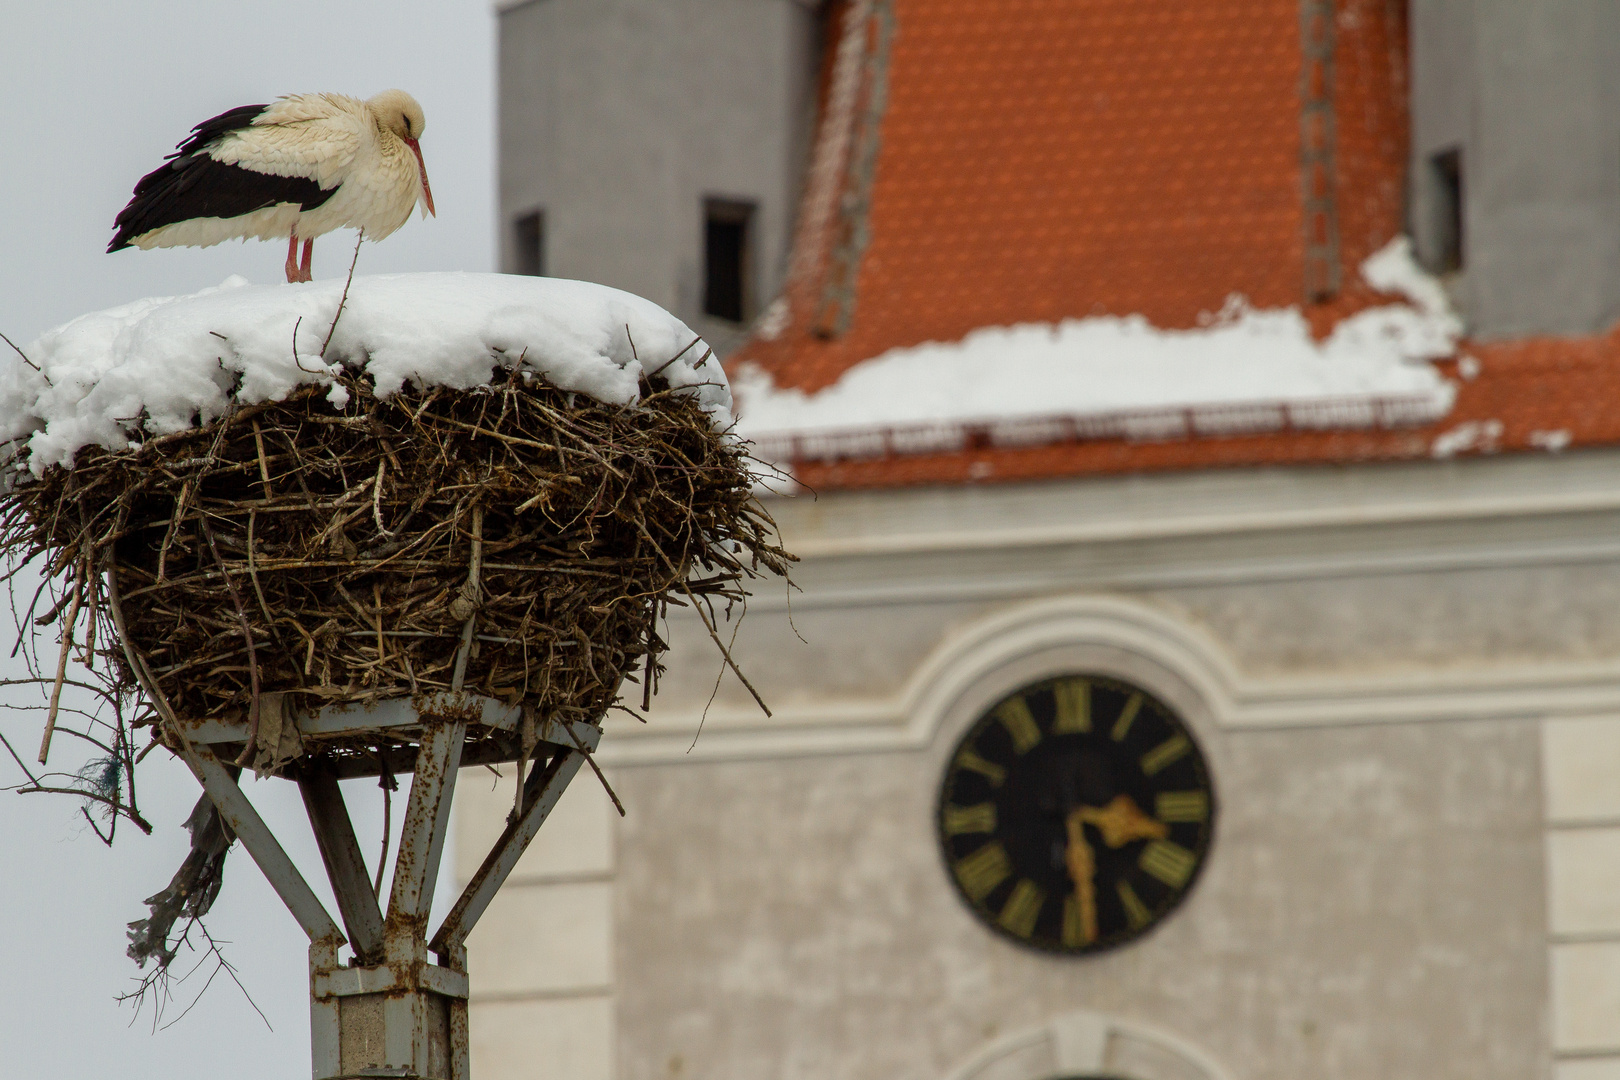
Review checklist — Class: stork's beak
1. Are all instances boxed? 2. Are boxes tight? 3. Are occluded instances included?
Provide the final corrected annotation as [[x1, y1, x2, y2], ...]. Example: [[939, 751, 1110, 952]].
[[405, 137, 436, 218]]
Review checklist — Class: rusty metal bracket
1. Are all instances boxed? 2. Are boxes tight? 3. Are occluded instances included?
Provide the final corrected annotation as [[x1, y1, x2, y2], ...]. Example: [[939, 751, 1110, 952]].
[[184, 740, 345, 947], [388, 718, 468, 928], [299, 767, 387, 964], [313, 962, 469, 1001], [176, 694, 593, 747], [429, 743, 591, 956]]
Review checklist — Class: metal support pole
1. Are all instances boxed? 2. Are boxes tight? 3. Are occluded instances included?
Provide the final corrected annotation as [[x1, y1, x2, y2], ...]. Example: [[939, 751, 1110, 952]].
[[380, 718, 468, 1077], [389, 718, 468, 929], [309, 938, 343, 1078], [300, 767, 387, 964], [444, 943, 471, 1080]]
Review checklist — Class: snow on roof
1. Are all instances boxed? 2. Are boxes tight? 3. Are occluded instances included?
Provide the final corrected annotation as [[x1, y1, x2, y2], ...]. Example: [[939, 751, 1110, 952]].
[[733, 238, 1459, 446], [1, 273, 726, 475]]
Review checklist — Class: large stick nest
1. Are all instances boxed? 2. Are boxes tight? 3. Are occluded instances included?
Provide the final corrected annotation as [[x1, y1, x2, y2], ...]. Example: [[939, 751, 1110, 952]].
[[2, 365, 793, 769]]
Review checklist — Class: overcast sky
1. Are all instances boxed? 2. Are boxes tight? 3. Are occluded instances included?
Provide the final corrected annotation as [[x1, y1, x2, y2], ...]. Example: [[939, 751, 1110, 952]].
[[0, 3, 496, 1076], [0, 0, 496, 344]]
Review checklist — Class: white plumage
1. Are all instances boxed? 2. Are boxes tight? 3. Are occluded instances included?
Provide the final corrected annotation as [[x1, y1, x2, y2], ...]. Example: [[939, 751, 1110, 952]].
[[110, 89, 436, 283]]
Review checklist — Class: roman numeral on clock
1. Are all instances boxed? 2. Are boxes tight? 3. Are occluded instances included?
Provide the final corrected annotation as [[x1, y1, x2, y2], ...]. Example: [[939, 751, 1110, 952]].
[[997, 879, 1045, 939], [941, 802, 996, 835], [1155, 790, 1208, 823], [1117, 880, 1152, 929], [1110, 692, 1144, 741], [1139, 840, 1198, 889], [995, 696, 1042, 754], [953, 745, 1006, 787], [1140, 733, 1191, 776], [1051, 679, 1090, 734], [954, 842, 1012, 902]]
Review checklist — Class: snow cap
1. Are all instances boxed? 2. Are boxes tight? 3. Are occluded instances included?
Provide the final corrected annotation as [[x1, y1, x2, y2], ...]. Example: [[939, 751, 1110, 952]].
[[0, 273, 727, 474]]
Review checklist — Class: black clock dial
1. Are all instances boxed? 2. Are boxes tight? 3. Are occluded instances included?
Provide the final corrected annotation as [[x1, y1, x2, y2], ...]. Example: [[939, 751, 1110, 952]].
[[937, 675, 1215, 954]]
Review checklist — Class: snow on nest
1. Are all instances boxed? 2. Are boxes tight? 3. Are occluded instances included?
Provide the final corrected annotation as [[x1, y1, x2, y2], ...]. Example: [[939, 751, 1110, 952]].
[[1, 272, 727, 475], [734, 237, 1461, 439]]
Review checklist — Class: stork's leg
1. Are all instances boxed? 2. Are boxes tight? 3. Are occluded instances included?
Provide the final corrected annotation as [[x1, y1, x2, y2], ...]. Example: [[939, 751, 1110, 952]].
[[285, 235, 301, 284], [300, 239, 314, 282]]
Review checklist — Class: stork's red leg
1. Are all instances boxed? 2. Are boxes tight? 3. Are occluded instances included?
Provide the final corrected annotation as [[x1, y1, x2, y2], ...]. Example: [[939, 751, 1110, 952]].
[[300, 239, 314, 282], [285, 235, 300, 284]]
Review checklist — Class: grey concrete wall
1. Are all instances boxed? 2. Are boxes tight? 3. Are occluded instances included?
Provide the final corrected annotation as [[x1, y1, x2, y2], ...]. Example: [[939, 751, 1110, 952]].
[[497, 0, 820, 350], [614, 720, 1547, 1080], [1410, 0, 1620, 338]]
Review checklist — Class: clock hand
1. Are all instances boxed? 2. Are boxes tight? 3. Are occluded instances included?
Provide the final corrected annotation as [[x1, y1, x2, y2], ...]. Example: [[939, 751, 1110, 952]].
[[1063, 796, 1169, 946], [1076, 793, 1169, 849], [1063, 809, 1099, 944]]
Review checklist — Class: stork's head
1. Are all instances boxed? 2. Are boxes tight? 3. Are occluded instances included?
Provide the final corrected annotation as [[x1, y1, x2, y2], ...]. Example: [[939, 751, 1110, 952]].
[[368, 89, 436, 218]]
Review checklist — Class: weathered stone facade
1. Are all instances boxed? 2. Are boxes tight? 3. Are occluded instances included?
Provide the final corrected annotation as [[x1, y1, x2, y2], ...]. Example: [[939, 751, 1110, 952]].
[[459, 447, 1620, 1080]]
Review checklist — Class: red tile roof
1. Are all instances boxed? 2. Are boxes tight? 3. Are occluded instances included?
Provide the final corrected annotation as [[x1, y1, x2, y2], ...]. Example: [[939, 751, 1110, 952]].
[[731, 0, 1620, 489]]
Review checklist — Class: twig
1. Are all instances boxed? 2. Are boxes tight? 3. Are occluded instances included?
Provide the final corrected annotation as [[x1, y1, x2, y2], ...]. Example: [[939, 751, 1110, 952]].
[[17, 785, 153, 834], [200, 519, 262, 767], [155, 481, 191, 581], [38, 557, 86, 763], [640, 601, 657, 712], [320, 230, 364, 359], [372, 582, 387, 661], [564, 724, 624, 817], [370, 458, 393, 537], [245, 511, 283, 645], [0, 725, 42, 789], [450, 505, 483, 692], [193, 925, 272, 1031], [372, 751, 396, 900], [679, 579, 769, 715], [291, 315, 324, 375], [251, 419, 273, 500], [647, 336, 703, 378], [636, 518, 772, 717], [0, 328, 41, 373], [690, 599, 745, 753]]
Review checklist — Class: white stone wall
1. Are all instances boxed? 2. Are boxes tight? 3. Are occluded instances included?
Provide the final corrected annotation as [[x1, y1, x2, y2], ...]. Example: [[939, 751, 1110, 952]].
[[1546, 716, 1620, 1077]]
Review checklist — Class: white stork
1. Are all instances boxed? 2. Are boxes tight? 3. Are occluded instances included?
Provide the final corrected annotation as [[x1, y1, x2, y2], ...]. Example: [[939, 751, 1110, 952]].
[[109, 90, 435, 283]]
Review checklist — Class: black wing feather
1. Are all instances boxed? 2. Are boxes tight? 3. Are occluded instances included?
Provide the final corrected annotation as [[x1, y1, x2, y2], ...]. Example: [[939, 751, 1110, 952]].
[[108, 103, 338, 252]]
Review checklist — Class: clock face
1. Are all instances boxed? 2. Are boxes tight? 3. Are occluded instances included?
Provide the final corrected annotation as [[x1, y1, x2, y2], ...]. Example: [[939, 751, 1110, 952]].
[[937, 675, 1215, 954]]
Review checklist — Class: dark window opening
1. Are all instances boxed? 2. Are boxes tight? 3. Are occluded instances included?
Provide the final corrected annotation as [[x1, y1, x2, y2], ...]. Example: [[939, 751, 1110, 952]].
[[512, 210, 545, 276], [703, 198, 754, 322], [1429, 148, 1463, 274]]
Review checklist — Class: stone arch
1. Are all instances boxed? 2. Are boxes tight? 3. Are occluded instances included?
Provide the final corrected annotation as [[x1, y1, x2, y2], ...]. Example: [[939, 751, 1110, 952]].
[[913, 595, 1231, 787], [940, 1010, 1230, 1080]]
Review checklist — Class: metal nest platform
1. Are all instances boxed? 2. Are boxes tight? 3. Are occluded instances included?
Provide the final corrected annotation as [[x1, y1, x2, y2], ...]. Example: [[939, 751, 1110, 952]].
[[172, 692, 600, 1080], [1, 362, 791, 1078]]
